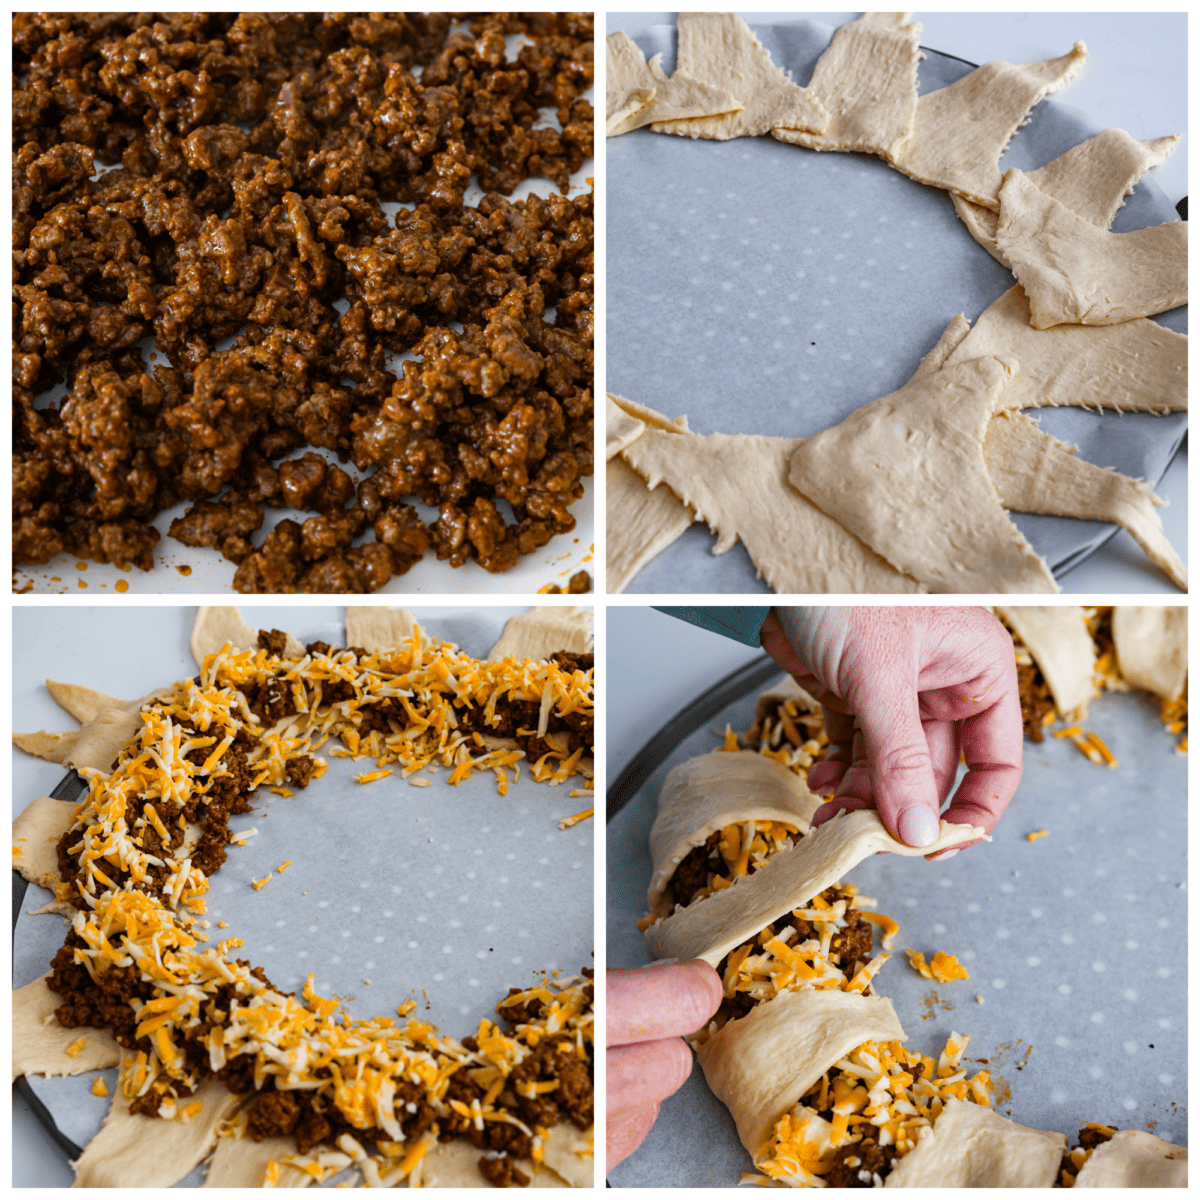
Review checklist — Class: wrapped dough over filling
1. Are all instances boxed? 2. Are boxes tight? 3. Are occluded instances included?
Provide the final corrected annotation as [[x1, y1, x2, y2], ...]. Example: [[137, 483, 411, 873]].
[[1069, 1127, 1188, 1188], [643, 751, 825, 922], [741, 676, 830, 777], [694, 882, 896, 1046], [994, 605, 1097, 733], [753, 1037, 999, 1187]]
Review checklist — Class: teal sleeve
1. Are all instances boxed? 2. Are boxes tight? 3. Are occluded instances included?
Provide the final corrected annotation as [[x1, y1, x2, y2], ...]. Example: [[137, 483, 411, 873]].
[[653, 606, 773, 649]]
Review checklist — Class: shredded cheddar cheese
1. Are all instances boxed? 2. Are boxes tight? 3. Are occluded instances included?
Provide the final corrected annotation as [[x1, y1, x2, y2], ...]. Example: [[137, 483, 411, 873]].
[[692, 886, 898, 1045], [558, 807, 594, 829], [752, 1033, 993, 1187], [91, 1077, 109, 1097], [905, 949, 970, 983], [1026, 830, 1049, 842]]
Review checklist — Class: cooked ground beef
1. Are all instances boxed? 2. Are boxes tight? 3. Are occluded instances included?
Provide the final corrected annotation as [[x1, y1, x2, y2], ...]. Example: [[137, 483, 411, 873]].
[[711, 886, 875, 1026], [1016, 659, 1056, 742], [478, 1157, 531, 1188], [257, 629, 291, 657], [664, 825, 804, 913], [1056, 1125, 1115, 1187], [823, 1139, 899, 1187], [14, 13, 594, 591], [542, 569, 591, 593]]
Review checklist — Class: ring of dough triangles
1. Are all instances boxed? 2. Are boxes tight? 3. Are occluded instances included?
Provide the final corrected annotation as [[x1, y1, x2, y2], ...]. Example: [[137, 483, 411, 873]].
[[11, 606, 595, 1188], [606, 15, 1186, 594]]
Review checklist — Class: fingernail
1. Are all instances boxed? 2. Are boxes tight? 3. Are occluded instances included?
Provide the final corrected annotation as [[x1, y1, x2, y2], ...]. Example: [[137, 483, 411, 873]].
[[898, 807, 939, 848], [933, 848, 958, 861], [643, 958, 678, 968]]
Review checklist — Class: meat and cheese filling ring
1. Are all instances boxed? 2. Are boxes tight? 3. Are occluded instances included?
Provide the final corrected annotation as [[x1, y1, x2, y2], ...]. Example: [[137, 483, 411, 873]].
[[12, 606, 594, 1188]]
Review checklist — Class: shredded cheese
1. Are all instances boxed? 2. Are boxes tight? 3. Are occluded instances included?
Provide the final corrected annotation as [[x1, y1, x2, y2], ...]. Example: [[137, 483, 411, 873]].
[[905, 949, 970, 983]]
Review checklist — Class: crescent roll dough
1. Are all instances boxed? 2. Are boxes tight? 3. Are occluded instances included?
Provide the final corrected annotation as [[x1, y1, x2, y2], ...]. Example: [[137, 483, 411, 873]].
[[883, 1097, 1066, 1187], [646, 751, 825, 917], [995, 606, 1096, 721], [1073, 1129, 1188, 1188], [696, 988, 905, 1160], [1111, 606, 1187, 703], [645, 808, 983, 965]]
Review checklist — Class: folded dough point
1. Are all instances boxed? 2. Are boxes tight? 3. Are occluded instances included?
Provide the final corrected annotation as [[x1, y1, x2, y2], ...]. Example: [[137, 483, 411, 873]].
[[644, 809, 983, 966], [994, 606, 1096, 720], [696, 988, 905, 1160], [882, 1097, 1067, 1187], [1073, 1129, 1188, 1188], [996, 169, 1187, 328], [1112, 606, 1188, 702], [646, 751, 825, 917]]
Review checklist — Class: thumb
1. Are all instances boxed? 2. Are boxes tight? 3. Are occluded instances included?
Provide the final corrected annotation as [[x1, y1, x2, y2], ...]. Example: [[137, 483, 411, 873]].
[[848, 657, 942, 849]]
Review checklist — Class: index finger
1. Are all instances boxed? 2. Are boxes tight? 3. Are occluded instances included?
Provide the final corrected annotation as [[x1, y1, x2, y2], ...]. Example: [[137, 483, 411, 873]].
[[941, 683, 1024, 834], [607, 962, 722, 1046]]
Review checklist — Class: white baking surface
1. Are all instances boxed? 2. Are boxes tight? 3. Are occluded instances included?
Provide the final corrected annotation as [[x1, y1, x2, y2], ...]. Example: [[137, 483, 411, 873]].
[[606, 13, 1187, 595], [15, 31, 596, 597], [12, 606, 594, 1186], [606, 608, 1186, 1186]]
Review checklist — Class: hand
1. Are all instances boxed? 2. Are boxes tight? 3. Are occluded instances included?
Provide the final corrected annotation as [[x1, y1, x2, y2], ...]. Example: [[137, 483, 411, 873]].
[[606, 960, 722, 1172], [759, 606, 1022, 854]]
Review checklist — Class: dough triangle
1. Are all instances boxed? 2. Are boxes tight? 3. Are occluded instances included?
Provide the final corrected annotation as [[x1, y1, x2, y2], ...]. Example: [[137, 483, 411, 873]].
[[787, 355, 1059, 593], [773, 12, 922, 156], [651, 13, 829, 140], [606, 457, 693, 594], [942, 286, 1187, 413], [887, 42, 1087, 207], [985, 411, 1186, 591], [953, 129, 1179, 266], [606, 31, 742, 137], [622, 427, 923, 593], [996, 169, 1187, 328]]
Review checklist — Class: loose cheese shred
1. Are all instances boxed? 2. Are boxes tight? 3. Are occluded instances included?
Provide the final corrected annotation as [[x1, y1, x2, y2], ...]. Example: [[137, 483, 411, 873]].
[[252, 876, 271, 891], [858, 911, 899, 951], [91, 1077, 108, 1097], [558, 807, 594, 829], [1026, 829, 1049, 842], [354, 769, 393, 784], [723, 724, 740, 752], [905, 949, 970, 983]]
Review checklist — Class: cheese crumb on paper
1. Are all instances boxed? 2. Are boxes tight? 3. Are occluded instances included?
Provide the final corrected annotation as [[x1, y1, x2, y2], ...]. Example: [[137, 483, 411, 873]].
[[559, 807, 594, 829], [906, 948, 970, 982]]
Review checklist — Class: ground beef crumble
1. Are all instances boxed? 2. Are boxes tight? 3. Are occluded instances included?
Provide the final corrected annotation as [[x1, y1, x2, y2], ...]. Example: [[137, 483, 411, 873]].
[[14, 13, 594, 591]]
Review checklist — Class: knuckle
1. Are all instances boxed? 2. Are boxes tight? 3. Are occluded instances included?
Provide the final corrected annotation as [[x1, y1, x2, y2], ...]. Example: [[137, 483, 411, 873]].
[[877, 742, 932, 781]]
